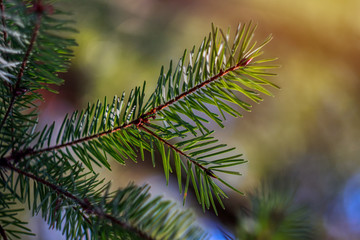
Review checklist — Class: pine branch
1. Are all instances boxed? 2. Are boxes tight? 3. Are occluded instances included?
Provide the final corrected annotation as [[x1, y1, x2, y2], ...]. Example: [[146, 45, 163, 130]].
[[0, 191, 34, 239], [0, 0, 7, 43], [15, 6, 42, 90], [0, 46, 258, 212], [2, 158, 206, 239], [0, 3, 43, 132], [2, 57, 252, 162], [142, 57, 253, 119], [3, 163, 152, 239], [0, 1, 279, 238], [21, 121, 135, 157], [140, 124, 217, 178], [5, 164, 153, 239], [2, 47, 266, 164], [3, 21, 277, 213], [0, 0, 76, 159]]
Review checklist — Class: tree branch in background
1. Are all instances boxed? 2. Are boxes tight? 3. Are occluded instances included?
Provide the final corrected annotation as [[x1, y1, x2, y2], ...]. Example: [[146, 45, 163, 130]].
[[0, 6, 43, 132]]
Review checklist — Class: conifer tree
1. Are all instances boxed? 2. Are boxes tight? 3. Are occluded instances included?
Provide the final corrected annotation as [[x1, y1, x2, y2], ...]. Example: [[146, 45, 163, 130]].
[[0, 0, 278, 239]]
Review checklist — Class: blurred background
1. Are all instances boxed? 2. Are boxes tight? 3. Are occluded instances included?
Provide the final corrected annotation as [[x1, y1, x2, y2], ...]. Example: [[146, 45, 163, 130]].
[[33, 0, 360, 239]]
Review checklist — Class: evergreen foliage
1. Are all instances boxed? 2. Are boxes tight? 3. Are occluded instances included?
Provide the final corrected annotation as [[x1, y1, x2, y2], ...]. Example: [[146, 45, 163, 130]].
[[0, 0, 278, 239], [235, 177, 314, 240]]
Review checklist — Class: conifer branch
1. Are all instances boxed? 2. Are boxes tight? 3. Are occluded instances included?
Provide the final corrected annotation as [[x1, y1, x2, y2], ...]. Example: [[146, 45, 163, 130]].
[[0, 6, 43, 132], [0, 7, 278, 237], [4, 162, 154, 240], [0, 0, 7, 43], [140, 124, 217, 178], [140, 57, 253, 120], [15, 12, 42, 90], [0, 0, 11, 91], [2, 57, 254, 163], [2, 121, 134, 162]]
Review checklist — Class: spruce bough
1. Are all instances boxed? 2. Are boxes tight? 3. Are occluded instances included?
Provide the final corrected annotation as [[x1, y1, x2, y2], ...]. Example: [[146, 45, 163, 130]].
[[0, 0, 278, 239]]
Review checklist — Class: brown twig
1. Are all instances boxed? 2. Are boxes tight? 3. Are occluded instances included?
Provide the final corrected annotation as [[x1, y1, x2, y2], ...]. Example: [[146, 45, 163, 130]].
[[140, 124, 217, 178], [5, 163, 154, 240], [29, 121, 135, 156]]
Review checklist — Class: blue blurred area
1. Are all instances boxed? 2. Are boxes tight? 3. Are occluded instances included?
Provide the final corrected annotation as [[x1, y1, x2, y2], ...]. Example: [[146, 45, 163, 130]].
[[198, 217, 234, 240], [324, 172, 360, 239], [343, 173, 360, 233]]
